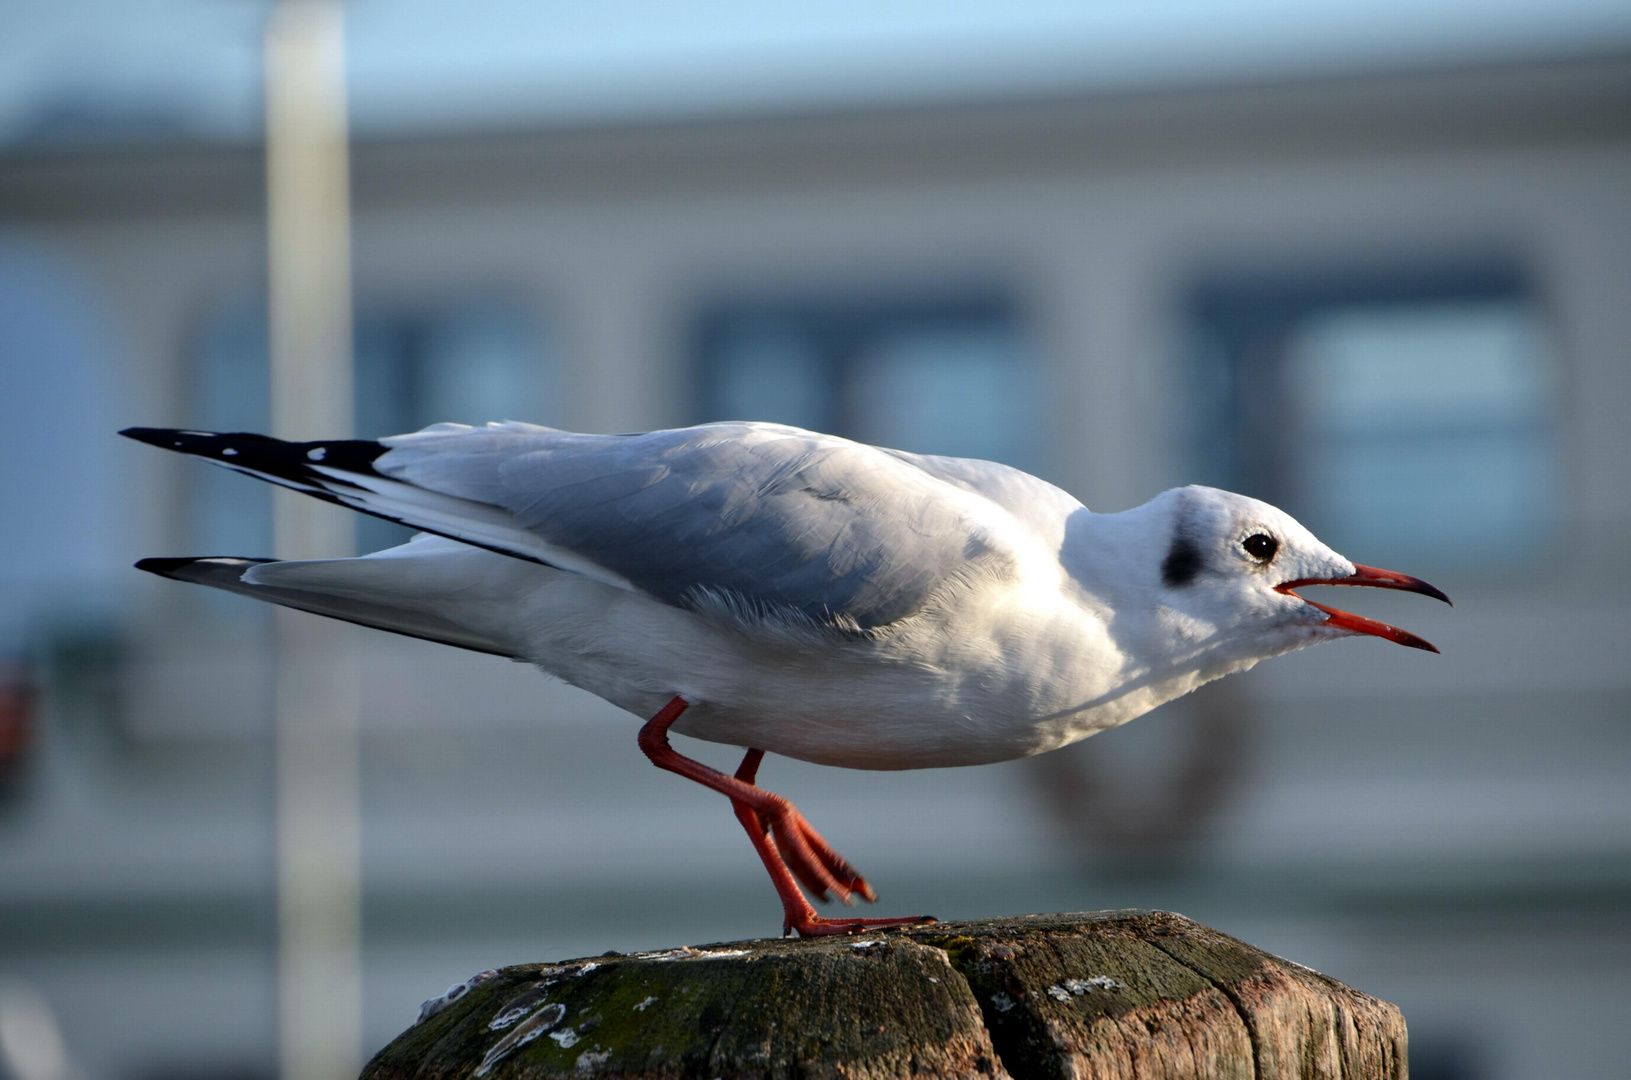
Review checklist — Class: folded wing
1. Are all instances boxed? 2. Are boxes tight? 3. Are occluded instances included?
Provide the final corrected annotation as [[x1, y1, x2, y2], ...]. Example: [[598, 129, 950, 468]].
[[123, 421, 1020, 633]]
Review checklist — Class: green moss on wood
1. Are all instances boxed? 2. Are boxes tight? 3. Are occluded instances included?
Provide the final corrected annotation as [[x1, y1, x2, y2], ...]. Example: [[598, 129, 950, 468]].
[[363, 912, 1406, 1080]]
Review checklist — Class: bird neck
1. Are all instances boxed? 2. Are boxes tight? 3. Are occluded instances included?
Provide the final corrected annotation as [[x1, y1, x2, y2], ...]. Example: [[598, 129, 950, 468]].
[[1056, 500, 1168, 607]]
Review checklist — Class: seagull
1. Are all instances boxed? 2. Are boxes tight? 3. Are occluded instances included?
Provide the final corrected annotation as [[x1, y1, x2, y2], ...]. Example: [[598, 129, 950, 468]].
[[122, 421, 1449, 936]]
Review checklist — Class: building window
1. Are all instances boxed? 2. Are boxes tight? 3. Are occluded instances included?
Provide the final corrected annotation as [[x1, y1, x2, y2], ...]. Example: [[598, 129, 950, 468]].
[[693, 293, 1045, 475], [1184, 264, 1559, 569], [190, 297, 555, 558]]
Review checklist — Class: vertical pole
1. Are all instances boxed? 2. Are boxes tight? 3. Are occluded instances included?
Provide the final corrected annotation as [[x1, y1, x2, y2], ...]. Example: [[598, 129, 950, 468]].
[[264, 5, 361, 1080]]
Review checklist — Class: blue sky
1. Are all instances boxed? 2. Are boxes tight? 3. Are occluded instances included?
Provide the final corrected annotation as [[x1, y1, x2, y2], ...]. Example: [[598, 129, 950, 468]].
[[3, 0, 1630, 145]]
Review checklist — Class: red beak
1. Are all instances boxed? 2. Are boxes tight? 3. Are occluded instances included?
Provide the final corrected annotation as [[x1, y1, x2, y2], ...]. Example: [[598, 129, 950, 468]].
[[1274, 563, 1452, 653]]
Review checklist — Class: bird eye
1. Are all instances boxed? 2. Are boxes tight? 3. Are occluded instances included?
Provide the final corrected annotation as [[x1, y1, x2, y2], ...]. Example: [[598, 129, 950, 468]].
[[1242, 533, 1279, 561]]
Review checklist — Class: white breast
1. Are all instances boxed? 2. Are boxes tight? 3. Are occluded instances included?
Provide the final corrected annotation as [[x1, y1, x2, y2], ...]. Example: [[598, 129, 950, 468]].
[[508, 536, 1162, 770]]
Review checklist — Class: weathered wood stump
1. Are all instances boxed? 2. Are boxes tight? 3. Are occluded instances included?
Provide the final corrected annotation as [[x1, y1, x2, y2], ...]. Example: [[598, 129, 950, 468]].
[[364, 911, 1406, 1080]]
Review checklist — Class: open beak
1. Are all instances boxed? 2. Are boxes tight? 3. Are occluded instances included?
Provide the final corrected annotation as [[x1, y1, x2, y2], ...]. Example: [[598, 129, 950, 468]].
[[1275, 563, 1452, 653]]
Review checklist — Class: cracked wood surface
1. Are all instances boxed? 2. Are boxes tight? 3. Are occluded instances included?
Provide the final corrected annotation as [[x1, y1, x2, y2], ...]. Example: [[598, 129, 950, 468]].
[[363, 911, 1407, 1080]]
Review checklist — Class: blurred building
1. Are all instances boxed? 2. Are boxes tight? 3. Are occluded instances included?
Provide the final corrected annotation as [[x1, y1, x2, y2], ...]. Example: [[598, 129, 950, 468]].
[[1, 12, 1629, 1080]]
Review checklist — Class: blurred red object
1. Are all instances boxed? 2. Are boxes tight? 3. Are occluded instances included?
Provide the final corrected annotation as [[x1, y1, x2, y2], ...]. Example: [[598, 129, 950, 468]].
[[0, 660, 32, 785]]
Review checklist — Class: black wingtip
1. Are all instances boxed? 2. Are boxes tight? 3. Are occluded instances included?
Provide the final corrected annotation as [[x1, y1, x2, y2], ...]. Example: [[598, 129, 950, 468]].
[[136, 556, 189, 576], [119, 427, 389, 488], [136, 556, 276, 579], [121, 426, 205, 449], [120, 427, 287, 456]]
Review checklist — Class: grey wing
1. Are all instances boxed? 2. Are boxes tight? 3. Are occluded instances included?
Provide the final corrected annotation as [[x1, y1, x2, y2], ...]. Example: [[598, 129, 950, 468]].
[[877, 448, 1085, 551], [378, 422, 1015, 631]]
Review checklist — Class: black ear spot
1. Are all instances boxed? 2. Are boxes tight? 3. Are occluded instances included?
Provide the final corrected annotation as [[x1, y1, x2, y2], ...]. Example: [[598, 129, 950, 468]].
[[1242, 533, 1279, 561], [1162, 534, 1203, 588]]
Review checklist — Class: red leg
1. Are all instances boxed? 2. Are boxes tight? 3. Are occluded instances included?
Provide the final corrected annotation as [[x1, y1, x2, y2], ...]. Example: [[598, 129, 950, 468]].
[[730, 747, 937, 938], [639, 696, 935, 938]]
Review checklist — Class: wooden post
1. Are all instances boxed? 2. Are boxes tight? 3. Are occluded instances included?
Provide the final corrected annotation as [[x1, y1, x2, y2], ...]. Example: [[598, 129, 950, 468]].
[[363, 911, 1406, 1080]]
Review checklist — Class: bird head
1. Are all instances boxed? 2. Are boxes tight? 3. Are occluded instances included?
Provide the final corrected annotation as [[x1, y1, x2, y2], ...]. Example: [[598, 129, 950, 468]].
[[1140, 485, 1450, 660]]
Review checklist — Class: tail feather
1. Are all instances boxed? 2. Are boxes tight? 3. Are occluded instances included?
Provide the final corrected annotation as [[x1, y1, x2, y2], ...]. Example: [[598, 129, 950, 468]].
[[137, 551, 522, 658]]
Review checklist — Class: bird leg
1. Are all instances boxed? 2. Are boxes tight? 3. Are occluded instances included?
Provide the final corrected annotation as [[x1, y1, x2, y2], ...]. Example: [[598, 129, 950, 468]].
[[729, 747, 938, 937], [637, 696, 936, 938]]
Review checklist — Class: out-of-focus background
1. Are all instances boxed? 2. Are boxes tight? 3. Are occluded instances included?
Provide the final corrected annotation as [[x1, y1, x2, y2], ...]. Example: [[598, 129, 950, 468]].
[[2, 2, 1629, 1079]]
